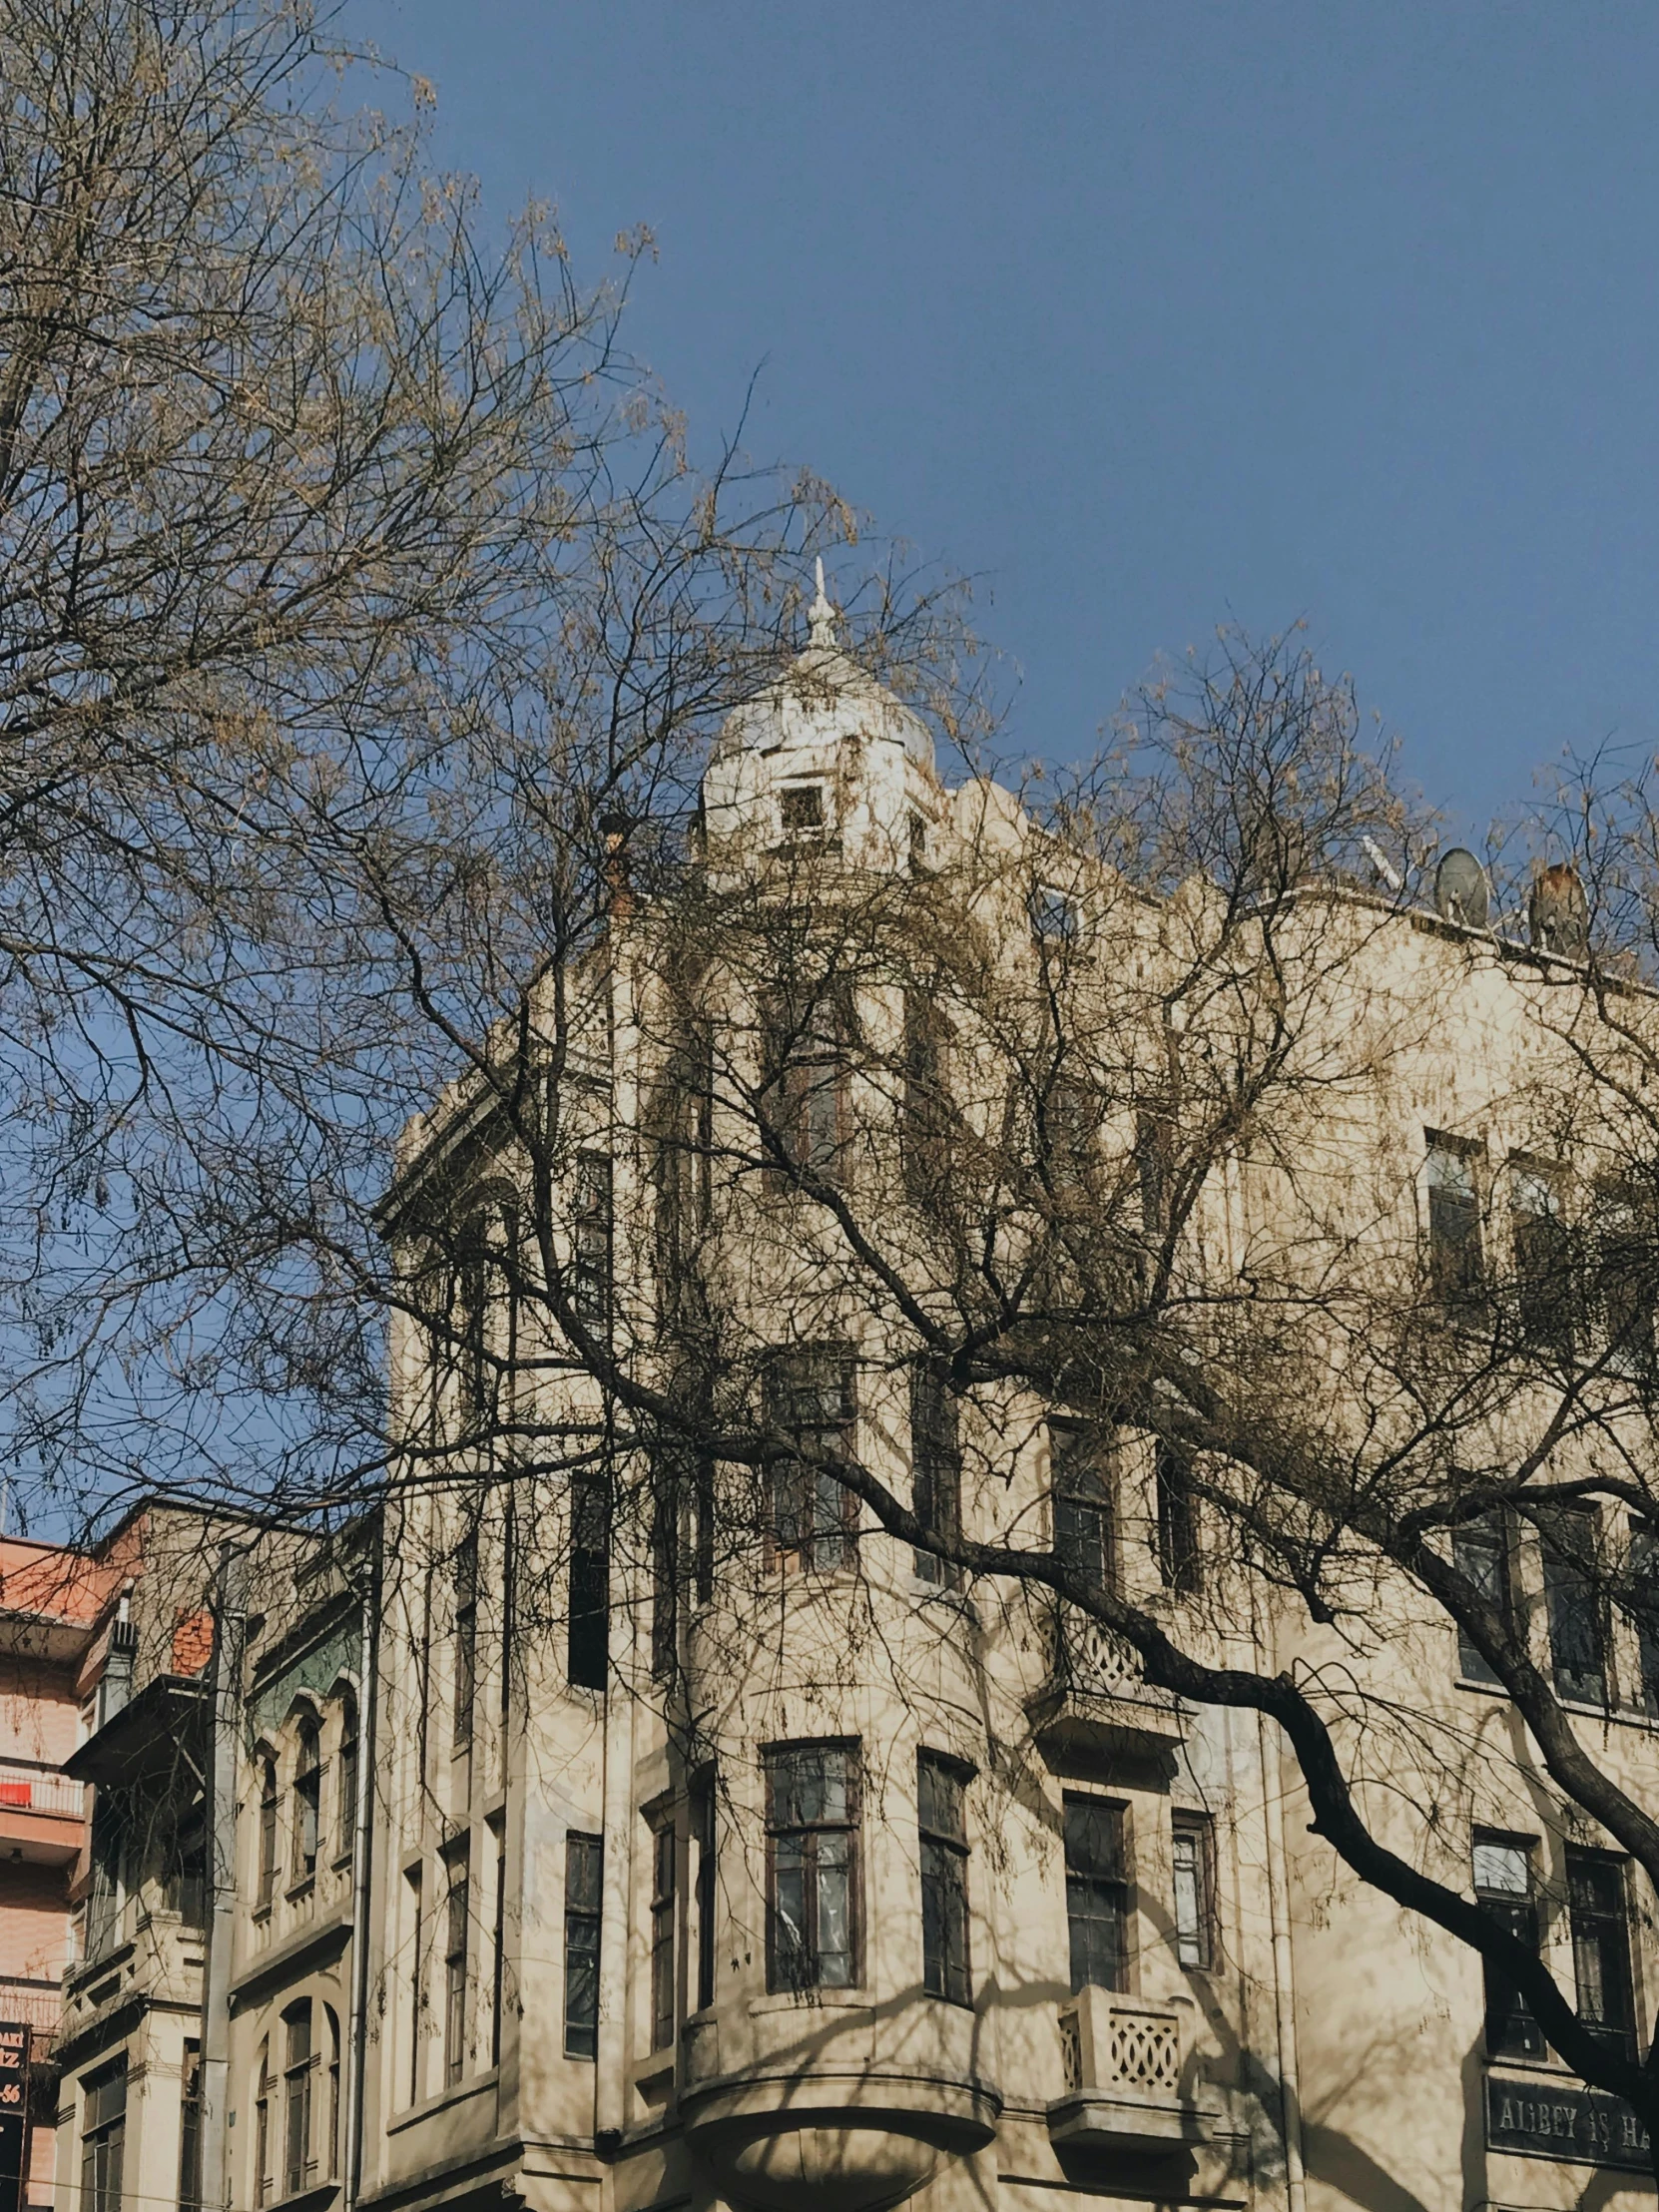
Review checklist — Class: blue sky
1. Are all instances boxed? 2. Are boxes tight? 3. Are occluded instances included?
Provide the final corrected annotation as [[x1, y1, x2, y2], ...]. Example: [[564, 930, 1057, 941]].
[[350, 1, 1659, 836]]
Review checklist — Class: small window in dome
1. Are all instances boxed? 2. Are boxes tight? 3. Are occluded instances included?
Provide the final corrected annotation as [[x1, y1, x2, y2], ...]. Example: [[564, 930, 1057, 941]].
[[1031, 884, 1080, 946], [781, 783, 827, 834]]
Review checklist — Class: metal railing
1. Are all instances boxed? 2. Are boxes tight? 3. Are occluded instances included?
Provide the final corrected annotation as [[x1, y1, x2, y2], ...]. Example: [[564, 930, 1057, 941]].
[[0, 1762, 86, 1820], [0, 1976, 65, 2032]]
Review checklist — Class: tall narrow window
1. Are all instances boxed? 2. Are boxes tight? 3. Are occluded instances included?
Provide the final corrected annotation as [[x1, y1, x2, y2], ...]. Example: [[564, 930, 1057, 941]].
[[765, 1349, 857, 1573], [1512, 1164, 1572, 1349], [648, 1810, 677, 2050], [178, 2042, 202, 2212], [573, 1153, 613, 1327], [80, 2056, 127, 2212], [337, 1697, 359, 1865], [253, 2040, 272, 2208], [281, 2002, 315, 2195], [443, 1849, 470, 2086], [451, 1211, 492, 1425], [1427, 1138, 1484, 1304], [766, 1743, 860, 1992], [1472, 1835, 1544, 2059], [405, 1866, 424, 2106], [166, 1804, 207, 1929], [1567, 1850, 1636, 2058], [1594, 1187, 1653, 1370], [324, 2010, 340, 2180], [1053, 1428, 1113, 1597], [1155, 1443, 1200, 1594], [1172, 1815, 1215, 1969], [693, 1770, 717, 2012], [568, 1473, 610, 1691], [1628, 1520, 1659, 1716], [85, 1796, 125, 1959], [292, 1720, 320, 1883], [765, 995, 845, 1187], [649, 1455, 679, 1678], [1451, 1508, 1512, 1687], [918, 1754, 971, 2005], [563, 1832, 603, 2060], [900, 991, 949, 1198], [1064, 1796, 1128, 1993], [490, 1818, 507, 2069], [693, 1446, 716, 1607], [910, 1365, 961, 1584], [1542, 1504, 1607, 1705], [253, 1758, 277, 1911], [452, 1531, 478, 1751]]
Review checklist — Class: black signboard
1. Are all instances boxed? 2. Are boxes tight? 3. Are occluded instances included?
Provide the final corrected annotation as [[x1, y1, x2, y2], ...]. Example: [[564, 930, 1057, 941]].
[[0, 2020, 29, 2212], [1486, 2073, 1653, 2173]]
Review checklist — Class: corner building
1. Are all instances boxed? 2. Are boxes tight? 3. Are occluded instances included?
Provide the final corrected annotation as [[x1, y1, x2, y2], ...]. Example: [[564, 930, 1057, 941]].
[[331, 603, 1659, 2212]]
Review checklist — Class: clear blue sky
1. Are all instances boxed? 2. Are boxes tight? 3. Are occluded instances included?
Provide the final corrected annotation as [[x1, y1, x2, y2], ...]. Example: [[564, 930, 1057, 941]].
[[351, 0, 1659, 835]]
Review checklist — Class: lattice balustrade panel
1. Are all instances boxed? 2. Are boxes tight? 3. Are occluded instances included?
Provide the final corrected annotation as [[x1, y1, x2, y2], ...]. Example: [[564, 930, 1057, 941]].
[[1063, 1611, 1142, 1698], [1105, 2006, 1182, 2093], [1058, 2005, 1082, 2093]]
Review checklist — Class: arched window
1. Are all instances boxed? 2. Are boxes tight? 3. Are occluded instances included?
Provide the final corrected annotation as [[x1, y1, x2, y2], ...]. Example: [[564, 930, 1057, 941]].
[[257, 1759, 278, 1910], [280, 1999, 316, 2195], [336, 1695, 359, 1866], [292, 1720, 320, 1884], [253, 2038, 272, 2207]]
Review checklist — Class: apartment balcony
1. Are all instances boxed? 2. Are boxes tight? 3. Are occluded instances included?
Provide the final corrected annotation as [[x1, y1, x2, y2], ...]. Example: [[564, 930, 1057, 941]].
[[0, 1760, 87, 1865], [1027, 1603, 1187, 1758], [0, 1975, 66, 2068], [1048, 1989, 1211, 2157]]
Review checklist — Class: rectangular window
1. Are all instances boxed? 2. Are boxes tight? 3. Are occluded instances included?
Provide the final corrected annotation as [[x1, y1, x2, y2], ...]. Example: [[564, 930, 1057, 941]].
[[1512, 1164, 1572, 1349], [282, 2004, 314, 2195], [694, 1770, 717, 2012], [766, 997, 845, 1187], [909, 1364, 960, 1584], [292, 1726, 321, 1883], [1567, 1850, 1636, 2059], [166, 1805, 207, 1930], [443, 1850, 470, 2087], [489, 1818, 507, 2069], [178, 2041, 202, 2212], [1427, 1138, 1484, 1304], [568, 1473, 610, 1690], [1629, 1520, 1659, 1715], [1053, 1428, 1113, 1596], [1542, 1504, 1607, 1705], [1451, 1508, 1511, 1686], [405, 1866, 423, 2106], [917, 1754, 971, 2006], [86, 1798, 126, 1958], [1472, 1835, 1544, 2059], [779, 781, 827, 835], [650, 1456, 679, 1678], [900, 992, 949, 1199], [1172, 1815, 1215, 1970], [1156, 1443, 1200, 1594], [573, 1152, 613, 1327], [563, 1832, 603, 2060], [765, 1350, 857, 1573], [80, 2055, 127, 2212], [337, 1701, 359, 1865], [1064, 1796, 1128, 1993], [1594, 1188, 1653, 1369], [766, 1743, 860, 1992], [452, 1531, 478, 1751], [649, 1812, 677, 2050]]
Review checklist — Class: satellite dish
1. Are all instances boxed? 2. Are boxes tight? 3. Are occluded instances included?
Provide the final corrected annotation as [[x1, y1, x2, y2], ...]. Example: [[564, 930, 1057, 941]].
[[1529, 863, 1589, 957], [1434, 847, 1490, 929]]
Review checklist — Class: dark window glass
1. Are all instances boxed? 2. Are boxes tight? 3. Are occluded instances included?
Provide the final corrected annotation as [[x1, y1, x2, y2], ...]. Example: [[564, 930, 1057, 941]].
[[766, 996, 845, 1187], [452, 1533, 478, 1750], [573, 1154, 613, 1327], [257, 1761, 277, 1910], [292, 1722, 320, 1882], [918, 1754, 971, 2005], [324, 2011, 340, 2180], [649, 1815, 676, 2050], [1427, 1140, 1484, 1304], [1053, 1429, 1113, 1597], [1064, 1796, 1128, 1993], [1473, 1836, 1544, 2059], [1452, 1509, 1511, 1686], [451, 1211, 493, 1424], [563, 1833, 603, 2060], [1568, 1851, 1636, 2059], [405, 1868, 423, 2106], [1595, 1190, 1654, 1370], [489, 1822, 507, 2069], [900, 992, 950, 1198], [766, 1744, 859, 1992], [650, 1457, 679, 1679], [694, 1772, 717, 2012], [910, 1365, 960, 1583], [1542, 1505, 1607, 1705], [443, 1854, 470, 2086], [85, 1796, 125, 1960], [81, 2054, 127, 2212], [165, 1806, 206, 1930], [780, 782, 826, 833], [281, 2003, 314, 2195], [568, 1474, 609, 1691], [1156, 1444, 1199, 1594], [765, 1350, 856, 1573], [337, 1699, 359, 1865], [178, 2042, 201, 2212], [1512, 1166, 1572, 1350], [1172, 1816, 1214, 1970], [1628, 1520, 1659, 1716]]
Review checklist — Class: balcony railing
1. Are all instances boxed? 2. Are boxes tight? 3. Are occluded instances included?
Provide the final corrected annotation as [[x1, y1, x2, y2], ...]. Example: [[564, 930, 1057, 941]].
[[1050, 1990, 1209, 2155], [1029, 1604, 1186, 1748], [0, 1763, 86, 1819], [0, 1975, 66, 2032]]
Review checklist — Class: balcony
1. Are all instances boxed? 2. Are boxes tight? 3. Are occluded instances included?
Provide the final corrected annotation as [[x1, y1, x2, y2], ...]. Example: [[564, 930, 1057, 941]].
[[0, 1761, 86, 1865], [1049, 1989, 1211, 2157], [1027, 1604, 1187, 1757], [0, 1975, 65, 2066]]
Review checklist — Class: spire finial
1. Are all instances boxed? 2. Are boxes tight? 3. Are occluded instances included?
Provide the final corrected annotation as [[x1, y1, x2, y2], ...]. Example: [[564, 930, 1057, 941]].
[[808, 555, 837, 649]]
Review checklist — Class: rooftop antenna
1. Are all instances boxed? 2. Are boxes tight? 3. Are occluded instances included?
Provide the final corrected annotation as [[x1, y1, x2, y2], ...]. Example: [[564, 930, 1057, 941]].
[[1361, 835, 1402, 893], [808, 556, 838, 650]]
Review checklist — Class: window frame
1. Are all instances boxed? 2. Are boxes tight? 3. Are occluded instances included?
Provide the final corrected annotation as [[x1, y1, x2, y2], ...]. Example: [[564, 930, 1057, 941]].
[[647, 1804, 678, 2051], [80, 2054, 127, 2212], [563, 1831, 603, 2061], [1451, 1504, 1514, 1688], [1472, 1832, 1545, 2060], [909, 1363, 961, 1585], [917, 1751, 973, 2006], [1566, 1847, 1637, 2061], [1540, 1501, 1609, 1707], [291, 1718, 321, 1886], [280, 1999, 316, 2197], [764, 1740, 862, 1994], [1171, 1812, 1216, 1971], [1426, 1133, 1486, 1308], [764, 1348, 858, 1575], [1063, 1793, 1130, 1995], [1052, 1425, 1115, 1598]]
